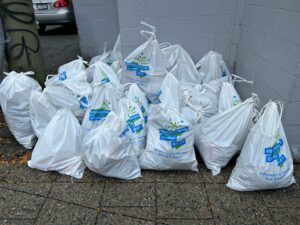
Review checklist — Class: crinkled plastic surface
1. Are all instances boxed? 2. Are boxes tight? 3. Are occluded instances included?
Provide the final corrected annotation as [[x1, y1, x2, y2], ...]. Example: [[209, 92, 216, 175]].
[[30, 90, 57, 138], [82, 112, 141, 180], [218, 82, 241, 113], [139, 104, 198, 171], [195, 94, 259, 176], [227, 101, 296, 191], [117, 98, 146, 156], [28, 109, 85, 179], [0, 71, 41, 149], [82, 83, 118, 133], [159, 73, 182, 111]]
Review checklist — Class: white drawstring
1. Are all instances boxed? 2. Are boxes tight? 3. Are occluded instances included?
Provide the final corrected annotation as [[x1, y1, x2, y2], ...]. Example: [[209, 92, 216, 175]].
[[230, 74, 254, 85], [4, 71, 35, 76], [159, 42, 172, 49], [77, 55, 88, 65], [140, 21, 156, 33], [140, 30, 156, 40], [259, 100, 283, 138], [140, 21, 157, 40]]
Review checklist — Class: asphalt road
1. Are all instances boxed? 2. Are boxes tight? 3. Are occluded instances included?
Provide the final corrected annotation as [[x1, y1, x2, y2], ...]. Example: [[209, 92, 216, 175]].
[[39, 25, 80, 75]]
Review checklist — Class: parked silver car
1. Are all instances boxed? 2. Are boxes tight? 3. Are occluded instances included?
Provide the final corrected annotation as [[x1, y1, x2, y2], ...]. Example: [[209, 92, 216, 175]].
[[32, 0, 75, 32]]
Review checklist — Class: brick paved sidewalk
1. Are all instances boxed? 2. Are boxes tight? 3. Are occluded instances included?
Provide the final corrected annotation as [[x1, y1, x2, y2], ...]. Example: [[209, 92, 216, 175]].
[[0, 110, 299, 225]]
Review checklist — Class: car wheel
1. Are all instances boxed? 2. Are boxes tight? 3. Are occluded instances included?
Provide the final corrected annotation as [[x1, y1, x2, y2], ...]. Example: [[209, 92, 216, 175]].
[[38, 25, 46, 34]]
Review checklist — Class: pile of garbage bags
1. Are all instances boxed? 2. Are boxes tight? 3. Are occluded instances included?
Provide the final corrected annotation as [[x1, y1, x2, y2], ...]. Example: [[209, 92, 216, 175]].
[[0, 22, 296, 191]]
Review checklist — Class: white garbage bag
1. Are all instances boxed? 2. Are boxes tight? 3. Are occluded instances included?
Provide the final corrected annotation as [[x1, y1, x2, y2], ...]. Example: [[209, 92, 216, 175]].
[[227, 101, 296, 191], [58, 56, 87, 80], [89, 49, 111, 66], [127, 83, 149, 123], [160, 44, 200, 81], [92, 61, 121, 88], [195, 94, 259, 176], [159, 73, 182, 111], [139, 104, 198, 171], [82, 111, 141, 179], [45, 69, 88, 87], [44, 85, 90, 120], [44, 73, 92, 120], [29, 90, 57, 138], [169, 60, 199, 83], [183, 84, 219, 119], [117, 98, 146, 156], [121, 22, 167, 103], [196, 51, 230, 83], [28, 109, 85, 178], [218, 82, 241, 113], [0, 71, 41, 149], [82, 83, 118, 132]]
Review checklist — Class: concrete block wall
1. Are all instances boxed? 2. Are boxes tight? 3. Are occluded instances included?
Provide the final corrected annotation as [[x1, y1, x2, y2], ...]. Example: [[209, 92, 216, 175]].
[[117, 0, 239, 67], [73, 0, 119, 58], [235, 0, 300, 150]]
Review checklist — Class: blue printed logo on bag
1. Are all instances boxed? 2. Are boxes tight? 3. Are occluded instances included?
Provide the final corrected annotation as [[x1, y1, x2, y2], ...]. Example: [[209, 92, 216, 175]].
[[126, 52, 150, 78], [89, 99, 111, 121], [126, 105, 143, 134], [59, 71, 67, 81], [264, 134, 286, 168], [159, 120, 189, 149], [79, 96, 89, 109]]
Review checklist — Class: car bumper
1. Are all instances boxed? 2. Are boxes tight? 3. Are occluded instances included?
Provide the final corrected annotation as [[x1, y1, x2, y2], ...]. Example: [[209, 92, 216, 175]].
[[35, 10, 75, 25]]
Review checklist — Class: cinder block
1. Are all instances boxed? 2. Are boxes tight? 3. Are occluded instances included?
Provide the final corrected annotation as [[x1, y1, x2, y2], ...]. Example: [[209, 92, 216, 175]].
[[258, 35, 285, 69], [254, 7, 277, 33], [282, 101, 300, 125], [144, 0, 183, 17], [289, 76, 300, 102], [118, 7, 140, 28], [284, 125, 300, 149], [119, 28, 141, 47], [180, 0, 220, 16], [214, 15, 233, 34], [182, 16, 217, 35], [183, 35, 215, 61], [281, 41, 300, 76], [239, 26, 263, 54], [117, 0, 141, 9], [90, 20, 119, 35], [158, 17, 185, 35], [242, 4, 256, 27], [214, 34, 230, 53], [218, 0, 237, 15]]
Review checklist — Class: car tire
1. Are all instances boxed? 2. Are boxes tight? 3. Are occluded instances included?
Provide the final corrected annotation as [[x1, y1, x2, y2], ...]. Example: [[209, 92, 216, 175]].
[[38, 25, 46, 34]]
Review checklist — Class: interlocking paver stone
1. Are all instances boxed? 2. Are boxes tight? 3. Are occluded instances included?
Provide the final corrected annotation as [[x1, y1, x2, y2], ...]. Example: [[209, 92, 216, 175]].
[[49, 183, 104, 208], [0, 188, 45, 219], [55, 169, 105, 183], [35, 199, 97, 225], [269, 207, 300, 225], [158, 219, 215, 225], [156, 183, 212, 219], [0, 183, 52, 197], [155, 170, 202, 183], [96, 212, 155, 225], [206, 184, 275, 225], [262, 183, 300, 208], [101, 183, 155, 207], [100, 206, 156, 220], [0, 219, 35, 225], [0, 164, 57, 183], [106, 170, 157, 183]]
